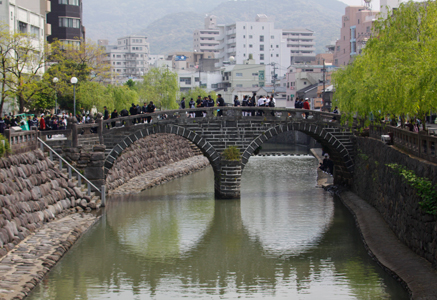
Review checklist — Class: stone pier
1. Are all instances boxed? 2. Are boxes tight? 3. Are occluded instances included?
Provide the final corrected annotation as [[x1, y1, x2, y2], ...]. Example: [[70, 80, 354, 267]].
[[214, 160, 242, 199]]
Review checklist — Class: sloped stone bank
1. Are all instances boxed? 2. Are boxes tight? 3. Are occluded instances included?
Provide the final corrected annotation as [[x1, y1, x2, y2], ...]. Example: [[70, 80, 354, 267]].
[[109, 155, 210, 195], [106, 133, 201, 191], [0, 150, 97, 260]]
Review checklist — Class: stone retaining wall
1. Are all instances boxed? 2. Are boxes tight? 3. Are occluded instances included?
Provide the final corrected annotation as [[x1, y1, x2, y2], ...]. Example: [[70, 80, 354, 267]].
[[106, 133, 201, 191], [0, 150, 97, 259], [353, 137, 437, 267]]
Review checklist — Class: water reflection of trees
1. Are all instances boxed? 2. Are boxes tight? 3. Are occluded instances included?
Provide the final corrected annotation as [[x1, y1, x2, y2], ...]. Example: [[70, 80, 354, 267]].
[[30, 198, 405, 299]]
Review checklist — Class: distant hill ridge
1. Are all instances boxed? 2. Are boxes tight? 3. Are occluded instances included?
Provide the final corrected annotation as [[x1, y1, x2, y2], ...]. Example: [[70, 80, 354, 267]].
[[84, 0, 346, 55]]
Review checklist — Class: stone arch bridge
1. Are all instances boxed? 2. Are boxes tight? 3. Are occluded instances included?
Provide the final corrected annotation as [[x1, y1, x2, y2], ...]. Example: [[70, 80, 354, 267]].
[[79, 107, 355, 199]]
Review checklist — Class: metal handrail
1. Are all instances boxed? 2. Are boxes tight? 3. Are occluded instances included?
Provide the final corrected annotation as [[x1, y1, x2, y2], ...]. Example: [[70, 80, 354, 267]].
[[37, 137, 106, 206]]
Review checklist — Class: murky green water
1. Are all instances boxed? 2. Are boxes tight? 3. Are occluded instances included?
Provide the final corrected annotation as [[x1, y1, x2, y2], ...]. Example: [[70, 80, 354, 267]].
[[28, 155, 409, 300]]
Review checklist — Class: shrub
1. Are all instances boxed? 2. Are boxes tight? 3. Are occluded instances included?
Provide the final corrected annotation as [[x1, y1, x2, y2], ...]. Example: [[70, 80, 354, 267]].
[[222, 146, 240, 161], [0, 134, 10, 158]]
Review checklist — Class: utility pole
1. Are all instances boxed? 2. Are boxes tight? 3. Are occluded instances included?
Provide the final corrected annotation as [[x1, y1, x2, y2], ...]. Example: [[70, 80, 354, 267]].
[[322, 58, 326, 111], [271, 62, 277, 95]]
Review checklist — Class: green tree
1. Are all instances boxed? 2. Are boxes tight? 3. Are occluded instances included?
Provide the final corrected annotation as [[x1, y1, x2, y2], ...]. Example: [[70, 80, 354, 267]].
[[43, 38, 110, 114], [333, 1, 437, 130], [137, 67, 179, 110], [181, 87, 217, 104]]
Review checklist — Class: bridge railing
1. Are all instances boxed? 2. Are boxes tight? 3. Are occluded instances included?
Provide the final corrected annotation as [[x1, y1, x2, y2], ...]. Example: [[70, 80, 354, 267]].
[[93, 107, 345, 132], [370, 125, 437, 163]]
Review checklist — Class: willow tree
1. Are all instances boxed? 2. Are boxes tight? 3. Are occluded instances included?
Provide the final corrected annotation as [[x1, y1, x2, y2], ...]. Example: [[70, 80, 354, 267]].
[[333, 0, 437, 130], [137, 67, 179, 110]]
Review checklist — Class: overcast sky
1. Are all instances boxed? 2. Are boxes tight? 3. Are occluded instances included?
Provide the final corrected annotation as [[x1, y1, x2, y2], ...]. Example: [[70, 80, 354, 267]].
[[339, 0, 425, 10]]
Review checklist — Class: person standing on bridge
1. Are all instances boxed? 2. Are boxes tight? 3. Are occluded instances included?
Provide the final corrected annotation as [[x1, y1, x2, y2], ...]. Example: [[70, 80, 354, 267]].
[[217, 94, 225, 116], [129, 103, 137, 124], [103, 106, 109, 129], [180, 97, 186, 110], [146, 101, 156, 123], [111, 109, 118, 128], [189, 98, 195, 118], [303, 98, 310, 119]]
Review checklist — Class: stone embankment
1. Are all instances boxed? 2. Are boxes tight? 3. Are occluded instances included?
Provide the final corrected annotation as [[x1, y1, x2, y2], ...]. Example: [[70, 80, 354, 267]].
[[106, 133, 202, 191], [0, 149, 103, 300], [0, 150, 99, 260]]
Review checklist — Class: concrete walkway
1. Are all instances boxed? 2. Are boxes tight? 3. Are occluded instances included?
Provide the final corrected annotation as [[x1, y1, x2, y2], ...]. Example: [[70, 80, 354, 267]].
[[339, 191, 437, 300]]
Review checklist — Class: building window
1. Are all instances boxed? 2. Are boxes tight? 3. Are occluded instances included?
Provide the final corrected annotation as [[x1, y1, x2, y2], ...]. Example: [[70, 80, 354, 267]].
[[243, 26, 245, 29], [276, 45, 279, 48], [30, 25, 40, 37], [249, 35, 253, 39], [18, 21, 27, 33], [260, 35, 264, 42], [59, 17, 81, 28], [180, 77, 191, 84], [260, 54, 264, 60], [249, 44, 253, 48], [236, 73, 243, 77], [260, 45, 264, 51], [59, 0, 79, 5], [336, 46, 340, 51], [236, 84, 243, 87], [276, 54, 279, 57], [271, 35, 274, 39]]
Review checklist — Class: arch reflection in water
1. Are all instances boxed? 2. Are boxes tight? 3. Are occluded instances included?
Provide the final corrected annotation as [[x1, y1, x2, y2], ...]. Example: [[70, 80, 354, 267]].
[[27, 156, 409, 300]]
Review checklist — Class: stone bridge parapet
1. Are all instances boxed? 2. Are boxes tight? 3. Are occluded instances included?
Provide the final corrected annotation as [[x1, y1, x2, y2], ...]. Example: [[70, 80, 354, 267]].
[[98, 107, 355, 198]]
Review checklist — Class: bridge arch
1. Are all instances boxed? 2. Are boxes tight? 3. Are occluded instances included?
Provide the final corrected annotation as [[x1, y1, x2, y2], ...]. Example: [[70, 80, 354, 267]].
[[104, 123, 220, 175], [241, 122, 354, 184]]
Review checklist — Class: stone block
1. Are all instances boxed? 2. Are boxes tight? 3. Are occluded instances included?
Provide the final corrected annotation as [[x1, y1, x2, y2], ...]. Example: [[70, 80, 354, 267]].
[[84, 167, 104, 180], [90, 153, 105, 161], [93, 145, 106, 152]]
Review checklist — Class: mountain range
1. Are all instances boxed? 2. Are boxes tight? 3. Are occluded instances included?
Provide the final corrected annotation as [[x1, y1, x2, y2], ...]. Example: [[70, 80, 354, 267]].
[[83, 0, 346, 55]]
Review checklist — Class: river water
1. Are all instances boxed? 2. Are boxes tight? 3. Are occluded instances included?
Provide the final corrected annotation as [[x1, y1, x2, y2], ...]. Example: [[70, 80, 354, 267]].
[[28, 149, 409, 300]]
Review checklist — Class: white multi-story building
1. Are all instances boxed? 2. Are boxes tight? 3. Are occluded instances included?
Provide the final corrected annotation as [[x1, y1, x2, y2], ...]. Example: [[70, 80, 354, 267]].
[[0, 0, 47, 46], [102, 36, 150, 84], [193, 14, 316, 85]]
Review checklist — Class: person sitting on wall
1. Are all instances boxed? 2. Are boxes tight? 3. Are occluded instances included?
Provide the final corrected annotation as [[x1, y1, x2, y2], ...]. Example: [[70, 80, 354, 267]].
[[319, 153, 334, 175]]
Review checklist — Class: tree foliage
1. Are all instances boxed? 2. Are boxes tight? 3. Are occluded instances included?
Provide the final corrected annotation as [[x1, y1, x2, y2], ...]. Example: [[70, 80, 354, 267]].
[[0, 24, 46, 115], [181, 87, 217, 104], [136, 67, 179, 110], [333, 1, 437, 130]]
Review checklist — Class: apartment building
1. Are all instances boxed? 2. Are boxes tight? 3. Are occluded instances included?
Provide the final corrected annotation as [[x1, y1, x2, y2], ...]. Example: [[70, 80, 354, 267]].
[[47, 0, 85, 46], [333, 0, 398, 67], [102, 36, 150, 84], [193, 14, 316, 85]]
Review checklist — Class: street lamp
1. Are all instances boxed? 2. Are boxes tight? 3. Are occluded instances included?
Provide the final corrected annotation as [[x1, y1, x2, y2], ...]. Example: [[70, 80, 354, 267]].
[[70, 77, 78, 117], [53, 77, 59, 115]]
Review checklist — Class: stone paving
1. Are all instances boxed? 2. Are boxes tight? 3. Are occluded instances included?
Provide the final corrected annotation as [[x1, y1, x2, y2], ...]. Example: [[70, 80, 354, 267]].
[[0, 213, 98, 300], [109, 155, 210, 195]]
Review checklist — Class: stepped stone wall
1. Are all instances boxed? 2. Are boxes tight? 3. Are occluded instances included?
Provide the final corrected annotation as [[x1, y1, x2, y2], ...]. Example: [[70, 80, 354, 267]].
[[106, 133, 202, 191], [0, 150, 99, 258], [353, 137, 437, 267]]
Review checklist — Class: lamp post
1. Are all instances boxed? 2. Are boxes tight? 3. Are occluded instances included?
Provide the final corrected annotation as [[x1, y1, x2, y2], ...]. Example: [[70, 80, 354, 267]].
[[70, 77, 78, 117], [53, 77, 59, 115]]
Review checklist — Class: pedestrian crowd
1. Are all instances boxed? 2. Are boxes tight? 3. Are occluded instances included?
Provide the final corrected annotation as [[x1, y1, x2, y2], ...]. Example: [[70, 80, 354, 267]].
[[0, 113, 70, 135]]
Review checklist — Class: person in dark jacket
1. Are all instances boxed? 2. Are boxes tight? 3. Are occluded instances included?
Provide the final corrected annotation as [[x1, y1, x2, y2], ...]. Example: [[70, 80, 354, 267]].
[[111, 109, 118, 128], [180, 97, 186, 109], [129, 103, 137, 124], [216, 94, 225, 116], [146, 101, 156, 123]]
